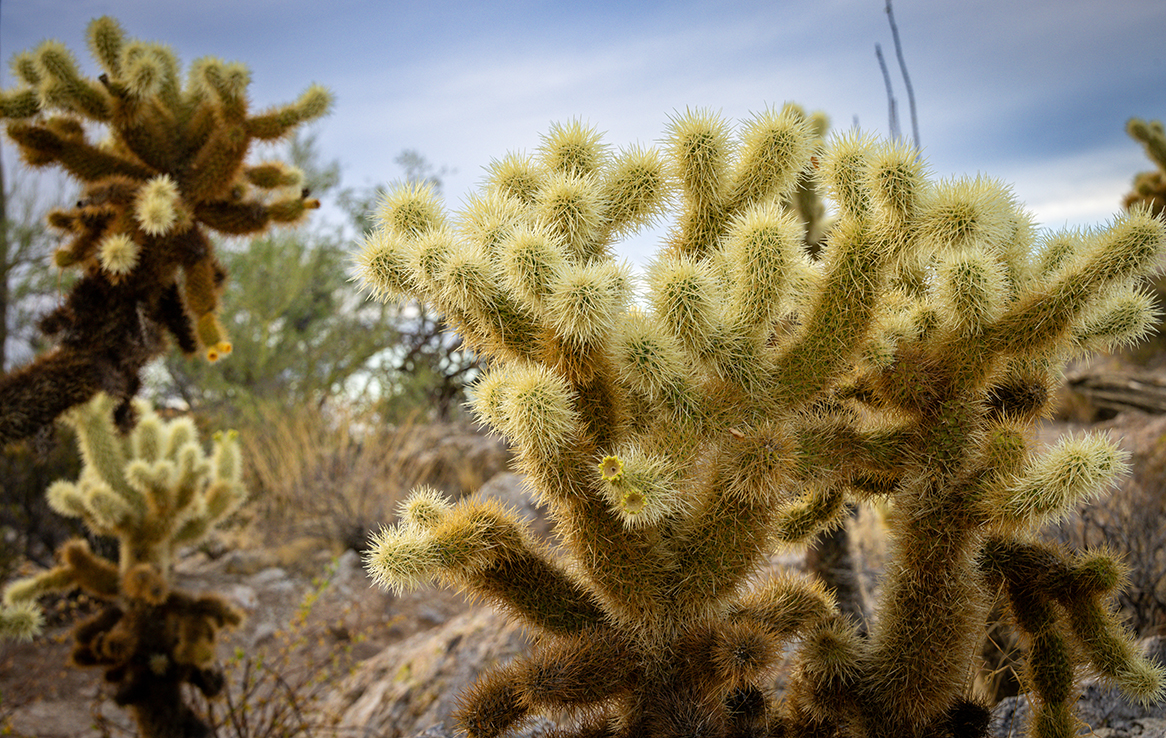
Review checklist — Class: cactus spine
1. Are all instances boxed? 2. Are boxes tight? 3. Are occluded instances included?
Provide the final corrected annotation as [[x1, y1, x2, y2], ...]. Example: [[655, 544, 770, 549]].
[[358, 107, 1165, 737], [0, 16, 332, 444], [0, 393, 246, 738]]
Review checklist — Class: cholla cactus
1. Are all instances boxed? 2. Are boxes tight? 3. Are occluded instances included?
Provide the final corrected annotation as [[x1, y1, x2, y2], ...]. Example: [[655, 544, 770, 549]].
[[357, 106, 1166, 738], [0, 16, 331, 444], [0, 393, 246, 738], [1125, 117, 1166, 218]]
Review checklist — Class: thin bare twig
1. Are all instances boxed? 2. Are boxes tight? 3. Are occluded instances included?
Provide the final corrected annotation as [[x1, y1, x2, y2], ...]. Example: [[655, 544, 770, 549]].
[[874, 43, 900, 142], [884, 0, 920, 150]]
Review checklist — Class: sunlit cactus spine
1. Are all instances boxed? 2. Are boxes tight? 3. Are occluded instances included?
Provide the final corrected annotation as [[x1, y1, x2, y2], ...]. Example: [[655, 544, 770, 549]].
[[357, 105, 1166, 738], [0, 393, 246, 738], [0, 15, 332, 444]]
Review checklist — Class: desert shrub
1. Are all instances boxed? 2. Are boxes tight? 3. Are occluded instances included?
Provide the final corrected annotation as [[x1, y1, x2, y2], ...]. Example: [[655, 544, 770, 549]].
[[196, 560, 371, 738]]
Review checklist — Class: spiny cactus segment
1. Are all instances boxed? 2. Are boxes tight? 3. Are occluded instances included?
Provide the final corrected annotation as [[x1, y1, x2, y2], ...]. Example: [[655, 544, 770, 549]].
[[0, 393, 246, 738], [357, 104, 1165, 738], [0, 16, 332, 444], [1125, 117, 1166, 218]]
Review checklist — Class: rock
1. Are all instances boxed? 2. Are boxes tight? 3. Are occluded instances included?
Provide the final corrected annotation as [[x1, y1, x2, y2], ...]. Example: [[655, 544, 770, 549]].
[[410, 715, 559, 738], [990, 637, 1166, 737], [405, 427, 513, 498], [331, 548, 365, 593], [221, 582, 259, 611], [219, 547, 280, 576], [11, 696, 127, 738], [323, 607, 534, 738], [248, 566, 291, 587], [475, 472, 556, 540]]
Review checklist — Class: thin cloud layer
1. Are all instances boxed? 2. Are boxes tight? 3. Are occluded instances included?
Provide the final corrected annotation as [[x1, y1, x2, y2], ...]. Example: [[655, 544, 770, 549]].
[[2, 0, 1163, 264]]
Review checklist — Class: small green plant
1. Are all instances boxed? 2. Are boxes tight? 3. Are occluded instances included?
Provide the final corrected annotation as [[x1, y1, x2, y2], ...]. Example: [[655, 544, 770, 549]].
[[0, 393, 247, 738], [0, 16, 331, 444], [357, 108, 1166, 738]]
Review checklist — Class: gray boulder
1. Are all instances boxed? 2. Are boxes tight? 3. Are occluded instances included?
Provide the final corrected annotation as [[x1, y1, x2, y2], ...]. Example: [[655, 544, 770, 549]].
[[991, 637, 1166, 737], [322, 607, 535, 738]]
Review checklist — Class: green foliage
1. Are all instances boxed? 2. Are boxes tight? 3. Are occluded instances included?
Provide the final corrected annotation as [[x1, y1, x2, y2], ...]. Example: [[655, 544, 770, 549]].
[[0, 393, 246, 738], [157, 139, 476, 421], [341, 149, 478, 420], [358, 106, 1166, 738], [0, 154, 77, 373], [159, 227, 396, 415], [0, 16, 331, 445]]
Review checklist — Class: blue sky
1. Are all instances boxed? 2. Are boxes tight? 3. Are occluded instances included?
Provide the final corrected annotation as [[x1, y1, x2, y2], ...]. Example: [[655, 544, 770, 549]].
[[2, 0, 1164, 264]]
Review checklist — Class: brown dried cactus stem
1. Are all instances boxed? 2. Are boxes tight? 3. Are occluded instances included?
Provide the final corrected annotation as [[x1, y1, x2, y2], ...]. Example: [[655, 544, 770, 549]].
[[68, 552, 243, 738]]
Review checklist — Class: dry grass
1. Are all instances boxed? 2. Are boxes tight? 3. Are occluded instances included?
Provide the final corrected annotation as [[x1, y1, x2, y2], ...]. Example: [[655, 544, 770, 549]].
[[240, 402, 439, 554]]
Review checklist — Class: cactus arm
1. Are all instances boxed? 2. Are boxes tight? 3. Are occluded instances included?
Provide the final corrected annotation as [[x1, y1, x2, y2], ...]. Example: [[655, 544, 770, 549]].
[[666, 429, 797, 615], [34, 40, 113, 120], [464, 551, 608, 634], [456, 668, 532, 738], [981, 209, 1164, 363], [980, 538, 1165, 738], [770, 218, 886, 409], [180, 123, 250, 202], [0, 348, 107, 445], [1128, 118, 1166, 171], [0, 88, 41, 118], [507, 628, 636, 716], [6, 120, 154, 182], [728, 572, 836, 637], [664, 109, 733, 259], [367, 494, 608, 634], [244, 84, 332, 140]]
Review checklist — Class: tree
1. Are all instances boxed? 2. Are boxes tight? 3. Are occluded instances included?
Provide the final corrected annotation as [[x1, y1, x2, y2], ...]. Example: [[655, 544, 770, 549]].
[[341, 149, 478, 421], [0, 144, 75, 374]]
